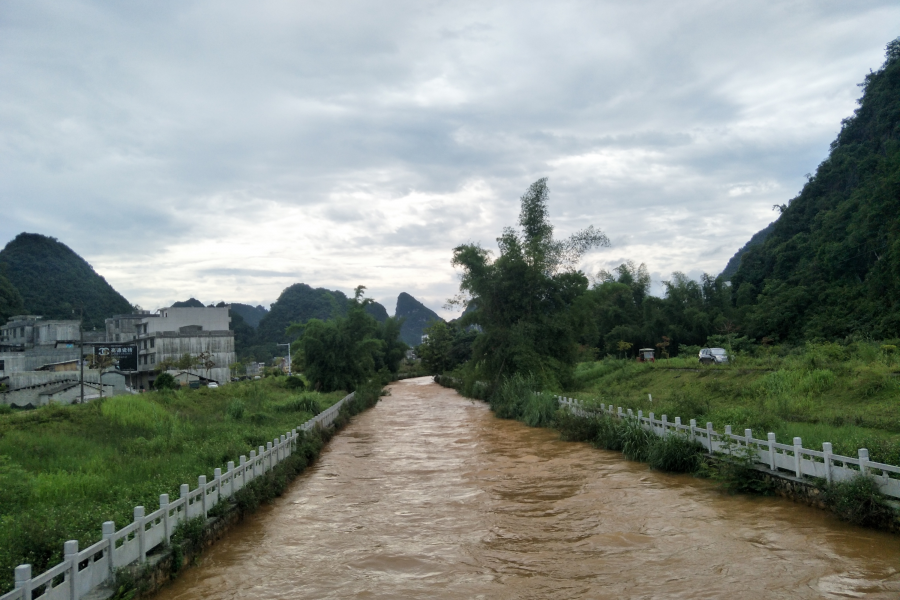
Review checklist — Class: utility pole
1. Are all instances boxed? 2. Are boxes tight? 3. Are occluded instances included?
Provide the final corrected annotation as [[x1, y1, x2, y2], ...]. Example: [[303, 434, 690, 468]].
[[79, 305, 85, 404], [277, 343, 292, 376]]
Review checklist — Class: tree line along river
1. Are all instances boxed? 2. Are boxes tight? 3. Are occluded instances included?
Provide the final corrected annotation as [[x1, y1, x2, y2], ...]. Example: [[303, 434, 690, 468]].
[[152, 377, 900, 599]]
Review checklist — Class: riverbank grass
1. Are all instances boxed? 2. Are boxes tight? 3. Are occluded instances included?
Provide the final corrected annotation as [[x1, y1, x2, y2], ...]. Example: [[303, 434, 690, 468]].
[[0, 379, 347, 594], [559, 344, 900, 465]]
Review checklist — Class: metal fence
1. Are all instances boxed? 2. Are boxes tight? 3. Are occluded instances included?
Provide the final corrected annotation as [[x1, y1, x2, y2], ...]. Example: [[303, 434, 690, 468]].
[[1, 391, 355, 600], [556, 396, 900, 498]]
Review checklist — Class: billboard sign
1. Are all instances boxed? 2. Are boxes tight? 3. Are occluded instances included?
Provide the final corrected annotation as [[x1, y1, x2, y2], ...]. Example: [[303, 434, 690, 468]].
[[91, 344, 138, 371]]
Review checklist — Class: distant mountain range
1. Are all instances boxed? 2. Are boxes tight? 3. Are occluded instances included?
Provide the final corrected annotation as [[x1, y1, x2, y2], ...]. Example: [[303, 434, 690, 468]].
[[0, 232, 447, 359]]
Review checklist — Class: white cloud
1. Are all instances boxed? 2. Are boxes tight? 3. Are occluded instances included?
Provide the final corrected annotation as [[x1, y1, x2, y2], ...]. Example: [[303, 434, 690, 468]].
[[0, 0, 897, 318]]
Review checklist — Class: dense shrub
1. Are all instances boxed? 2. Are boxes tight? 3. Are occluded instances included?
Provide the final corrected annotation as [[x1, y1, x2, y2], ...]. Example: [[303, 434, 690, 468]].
[[824, 474, 896, 527], [647, 434, 704, 473]]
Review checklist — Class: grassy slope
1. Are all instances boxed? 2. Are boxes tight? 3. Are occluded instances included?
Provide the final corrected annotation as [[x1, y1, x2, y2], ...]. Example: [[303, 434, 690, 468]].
[[0, 379, 345, 592], [559, 344, 900, 466]]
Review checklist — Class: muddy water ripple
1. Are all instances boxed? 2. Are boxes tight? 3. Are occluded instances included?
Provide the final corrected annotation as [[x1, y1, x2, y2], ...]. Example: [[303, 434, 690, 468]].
[[153, 377, 900, 599]]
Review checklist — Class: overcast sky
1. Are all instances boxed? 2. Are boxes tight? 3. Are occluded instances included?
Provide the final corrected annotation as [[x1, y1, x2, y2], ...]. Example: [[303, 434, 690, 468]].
[[1, 1, 897, 317]]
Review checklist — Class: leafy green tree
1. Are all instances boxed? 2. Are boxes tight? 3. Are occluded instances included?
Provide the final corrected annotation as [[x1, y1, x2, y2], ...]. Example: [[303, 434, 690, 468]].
[[418, 321, 454, 374], [289, 286, 403, 391], [451, 178, 609, 387], [152, 372, 180, 390]]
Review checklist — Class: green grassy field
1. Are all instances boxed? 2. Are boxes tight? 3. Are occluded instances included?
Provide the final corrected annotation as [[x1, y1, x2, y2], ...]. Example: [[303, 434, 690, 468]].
[[0, 379, 347, 593], [557, 343, 900, 466]]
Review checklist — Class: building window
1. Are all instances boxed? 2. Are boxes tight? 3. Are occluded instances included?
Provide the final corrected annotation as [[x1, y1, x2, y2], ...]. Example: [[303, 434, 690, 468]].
[[150, 338, 155, 349], [150, 354, 155, 364], [0, 360, 4, 371]]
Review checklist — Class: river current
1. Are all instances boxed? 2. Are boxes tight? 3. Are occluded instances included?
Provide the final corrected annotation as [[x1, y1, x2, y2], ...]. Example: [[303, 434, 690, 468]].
[[153, 377, 900, 599]]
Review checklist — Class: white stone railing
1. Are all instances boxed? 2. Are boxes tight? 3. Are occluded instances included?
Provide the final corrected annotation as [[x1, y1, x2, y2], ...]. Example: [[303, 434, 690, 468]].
[[1, 391, 355, 600], [555, 396, 900, 498]]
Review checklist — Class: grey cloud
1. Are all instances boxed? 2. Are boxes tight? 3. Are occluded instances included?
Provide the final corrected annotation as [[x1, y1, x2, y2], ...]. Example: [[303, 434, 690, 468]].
[[1, 0, 897, 312]]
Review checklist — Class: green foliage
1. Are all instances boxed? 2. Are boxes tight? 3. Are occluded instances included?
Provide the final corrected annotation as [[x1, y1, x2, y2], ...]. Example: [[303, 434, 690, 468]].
[[152, 372, 180, 391], [824, 474, 896, 527], [0, 233, 133, 329], [275, 394, 321, 415], [171, 515, 205, 547], [290, 287, 407, 392], [522, 392, 558, 427], [0, 379, 348, 594], [225, 399, 245, 420], [489, 373, 536, 420], [452, 179, 609, 388], [732, 39, 900, 342], [647, 434, 703, 473], [417, 320, 476, 375], [703, 446, 775, 495], [0, 272, 25, 326], [283, 376, 306, 390], [619, 417, 654, 462]]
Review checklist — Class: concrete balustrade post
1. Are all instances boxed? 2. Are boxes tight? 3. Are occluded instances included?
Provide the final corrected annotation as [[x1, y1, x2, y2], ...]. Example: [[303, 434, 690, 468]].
[[160, 494, 170, 544], [745, 429, 753, 456], [14, 564, 32, 600], [767, 433, 776, 470], [214, 468, 222, 505], [600, 403, 605, 412], [198, 475, 208, 519], [661, 415, 668, 437], [689, 419, 697, 442], [724, 425, 732, 436], [258, 446, 265, 474], [179, 484, 189, 525], [627, 408, 633, 418], [227, 462, 235, 498], [249, 450, 257, 479], [706, 423, 714, 453], [267, 441, 274, 470], [859, 448, 869, 476], [64, 540, 78, 600], [793, 437, 803, 478], [240, 455, 247, 487], [617, 406, 623, 418], [675, 417, 682, 434], [134, 506, 146, 562], [102, 521, 115, 578], [822, 442, 833, 484]]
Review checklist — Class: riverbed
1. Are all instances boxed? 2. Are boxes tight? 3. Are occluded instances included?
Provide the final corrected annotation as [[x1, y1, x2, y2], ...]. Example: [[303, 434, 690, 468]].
[[152, 377, 900, 599]]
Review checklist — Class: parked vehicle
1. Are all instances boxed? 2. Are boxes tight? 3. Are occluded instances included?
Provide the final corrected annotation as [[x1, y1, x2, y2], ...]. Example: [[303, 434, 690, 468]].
[[207, 382, 219, 389], [699, 347, 728, 364], [637, 348, 655, 362]]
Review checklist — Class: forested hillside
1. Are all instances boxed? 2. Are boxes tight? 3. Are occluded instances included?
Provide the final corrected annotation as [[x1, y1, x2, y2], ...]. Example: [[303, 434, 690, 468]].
[[720, 222, 774, 280], [395, 292, 443, 346], [0, 273, 25, 325], [235, 283, 389, 362], [230, 303, 268, 328], [731, 39, 900, 341], [0, 233, 133, 329]]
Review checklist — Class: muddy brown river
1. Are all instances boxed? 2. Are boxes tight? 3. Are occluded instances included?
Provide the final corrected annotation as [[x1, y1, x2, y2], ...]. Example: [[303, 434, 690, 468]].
[[154, 377, 900, 599]]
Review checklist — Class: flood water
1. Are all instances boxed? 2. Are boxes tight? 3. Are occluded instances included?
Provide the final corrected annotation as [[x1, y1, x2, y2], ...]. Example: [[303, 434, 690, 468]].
[[154, 377, 900, 599]]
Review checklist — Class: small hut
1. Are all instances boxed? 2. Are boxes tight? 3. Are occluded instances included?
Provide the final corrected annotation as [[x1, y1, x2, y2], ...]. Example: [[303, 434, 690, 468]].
[[637, 348, 655, 362]]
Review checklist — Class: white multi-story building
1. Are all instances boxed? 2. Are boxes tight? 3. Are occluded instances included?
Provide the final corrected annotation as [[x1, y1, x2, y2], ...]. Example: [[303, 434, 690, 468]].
[[116, 306, 236, 389]]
